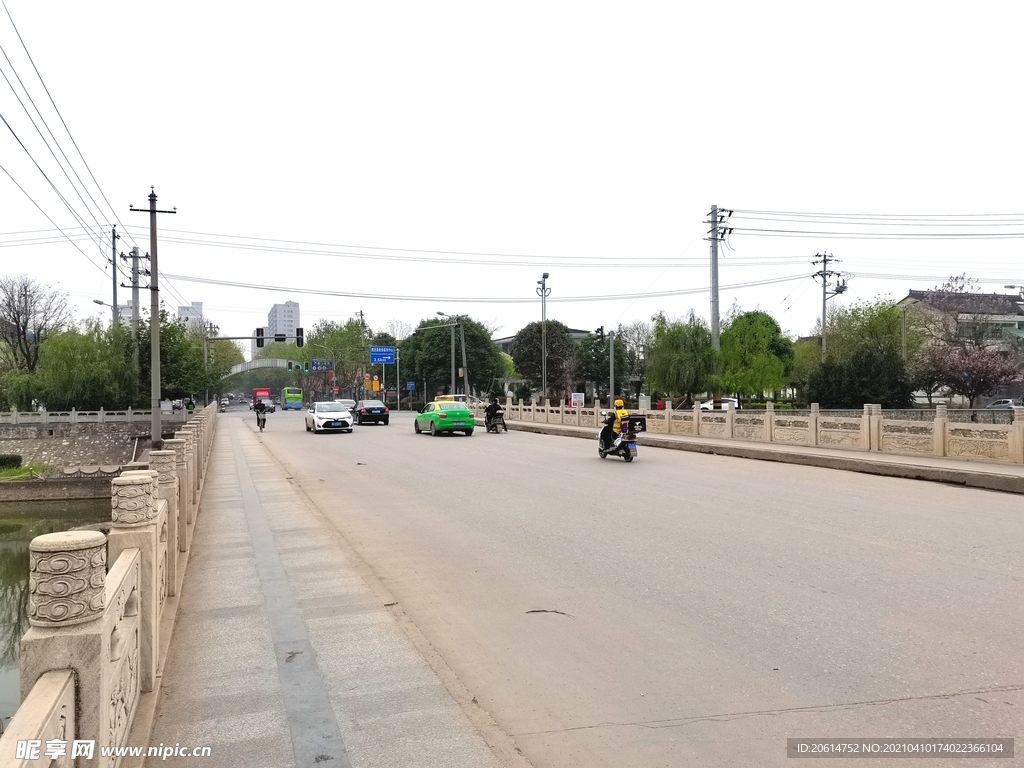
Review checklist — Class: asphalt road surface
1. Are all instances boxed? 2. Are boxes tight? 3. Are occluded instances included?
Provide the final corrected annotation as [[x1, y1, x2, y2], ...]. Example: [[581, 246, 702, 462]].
[[230, 407, 1024, 767]]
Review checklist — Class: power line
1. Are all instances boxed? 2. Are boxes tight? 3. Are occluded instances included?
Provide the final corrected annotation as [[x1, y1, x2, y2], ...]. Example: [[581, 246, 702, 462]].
[[162, 271, 812, 304]]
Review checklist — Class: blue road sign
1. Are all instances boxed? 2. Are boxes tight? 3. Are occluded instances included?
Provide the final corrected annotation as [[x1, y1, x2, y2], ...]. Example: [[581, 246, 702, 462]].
[[407, 381, 415, 390], [370, 346, 395, 364], [310, 358, 334, 372]]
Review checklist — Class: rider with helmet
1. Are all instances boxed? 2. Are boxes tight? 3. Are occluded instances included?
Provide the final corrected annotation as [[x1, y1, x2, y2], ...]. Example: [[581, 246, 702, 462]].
[[612, 398, 630, 437]]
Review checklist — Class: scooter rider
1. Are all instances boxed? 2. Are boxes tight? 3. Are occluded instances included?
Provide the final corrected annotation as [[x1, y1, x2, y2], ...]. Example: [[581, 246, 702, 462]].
[[612, 398, 630, 438], [485, 397, 506, 431]]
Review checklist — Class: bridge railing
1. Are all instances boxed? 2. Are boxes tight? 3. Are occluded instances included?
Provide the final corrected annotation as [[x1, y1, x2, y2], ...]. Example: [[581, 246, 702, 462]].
[[481, 399, 1024, 466], [0, 404, 218, 766], [0, 408, 191, 426]]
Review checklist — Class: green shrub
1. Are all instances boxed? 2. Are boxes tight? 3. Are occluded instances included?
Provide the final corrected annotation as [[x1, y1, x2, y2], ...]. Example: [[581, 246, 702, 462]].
[[0, 454, 23, 469]]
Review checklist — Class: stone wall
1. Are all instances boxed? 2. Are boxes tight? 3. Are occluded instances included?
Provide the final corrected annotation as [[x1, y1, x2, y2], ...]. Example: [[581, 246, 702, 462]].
[[0, 422, 180, 468]]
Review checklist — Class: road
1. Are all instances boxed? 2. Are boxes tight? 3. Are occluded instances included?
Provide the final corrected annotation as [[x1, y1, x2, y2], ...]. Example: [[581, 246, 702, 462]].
[[228, 406, 1024, 767]]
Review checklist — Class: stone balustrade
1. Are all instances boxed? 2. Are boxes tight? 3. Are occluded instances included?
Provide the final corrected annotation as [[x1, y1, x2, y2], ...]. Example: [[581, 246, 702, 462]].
[[0, 404, 218, 765], [0, 408, 192, 426], [485, 399, 1024, 466]]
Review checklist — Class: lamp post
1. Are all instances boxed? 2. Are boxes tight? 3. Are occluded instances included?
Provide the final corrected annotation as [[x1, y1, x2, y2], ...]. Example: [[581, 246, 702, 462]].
[[536, 273, 550, 399]]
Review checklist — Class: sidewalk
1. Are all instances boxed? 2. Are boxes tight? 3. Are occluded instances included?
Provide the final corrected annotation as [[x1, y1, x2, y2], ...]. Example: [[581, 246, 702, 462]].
[[146, 417, 504, 768], [498, 419, 1024, 495]]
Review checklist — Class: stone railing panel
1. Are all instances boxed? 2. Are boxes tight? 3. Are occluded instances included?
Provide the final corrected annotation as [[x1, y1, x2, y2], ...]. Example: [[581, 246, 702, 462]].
[[669, 411, 696, 436], [699, 412, 728, 438], [771, 414, 812, 444], [733, 413, 765, 442], [880, 420, 934, 455], [645, 411, 668, 434], [946, 424, 1012, 462], [0, 670, 75, 768], [819, 415, 866, 449]]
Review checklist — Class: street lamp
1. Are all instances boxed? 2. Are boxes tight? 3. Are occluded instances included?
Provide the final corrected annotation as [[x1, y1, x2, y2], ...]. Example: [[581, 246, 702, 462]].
[[536, 273, 550, 400], [438, 312, 470, 397]]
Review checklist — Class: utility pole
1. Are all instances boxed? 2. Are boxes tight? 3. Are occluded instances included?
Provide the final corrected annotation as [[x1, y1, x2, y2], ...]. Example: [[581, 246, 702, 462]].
[[130, 187, 176, 450], [609, 330, 615, 405], [110, 226, 119, 328], [812, 252, 847, 356], [705, 206, 733, 350], [459, 319, 470, 397], [130, 246, 141, 392], [537, 272, 550, 398]]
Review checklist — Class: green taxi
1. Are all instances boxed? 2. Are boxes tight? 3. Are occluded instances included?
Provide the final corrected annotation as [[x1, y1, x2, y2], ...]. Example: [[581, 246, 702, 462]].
[[414, 401, 475, 436]]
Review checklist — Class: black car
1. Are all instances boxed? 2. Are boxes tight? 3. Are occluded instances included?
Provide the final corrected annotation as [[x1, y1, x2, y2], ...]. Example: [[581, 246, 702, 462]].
[[353, 399, 390, 425]]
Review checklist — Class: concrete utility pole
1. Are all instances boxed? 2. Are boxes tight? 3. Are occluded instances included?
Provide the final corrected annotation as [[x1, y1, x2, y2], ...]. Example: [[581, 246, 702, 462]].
[[812, 252, 847, 357], [537, 273, 550, 397], [110, 226, 119, 328], [130, 246, 141, 389], [130, 187, 176, 450], [459, 319, 470, 397], [705, 206, 733, 350]]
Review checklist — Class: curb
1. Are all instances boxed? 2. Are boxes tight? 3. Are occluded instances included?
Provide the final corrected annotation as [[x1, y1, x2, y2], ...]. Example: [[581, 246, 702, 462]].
[[497, 420, 1024, 496]]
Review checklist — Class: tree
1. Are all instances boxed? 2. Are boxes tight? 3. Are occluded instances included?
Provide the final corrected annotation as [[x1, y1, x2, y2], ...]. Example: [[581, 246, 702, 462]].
[[301, 319, 368, 399], [35, 320, 133, 410], [940, 346, 1019, 408], [819, 298, 920, 364], [788, 340, 820, 406], [400, 316, 504, 396], [616, 320, 652, 397], [509, 320, 576, 398], [908, 345, 949, 406], [808, 347, 913, 408], [574, 333, 627, 399], [718, 311, 792, 398], [0, 275, 71, 373], [646, 311, 719, 405]]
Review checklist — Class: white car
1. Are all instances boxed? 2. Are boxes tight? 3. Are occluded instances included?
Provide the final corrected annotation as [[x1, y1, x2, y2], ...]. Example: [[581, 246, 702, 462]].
[[700, 397, 741, 411], [306, 401, 354, 434]]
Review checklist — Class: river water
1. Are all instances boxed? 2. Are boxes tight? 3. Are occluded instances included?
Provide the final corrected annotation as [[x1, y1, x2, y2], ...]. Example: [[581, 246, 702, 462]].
[[0, 499, 110, 730]]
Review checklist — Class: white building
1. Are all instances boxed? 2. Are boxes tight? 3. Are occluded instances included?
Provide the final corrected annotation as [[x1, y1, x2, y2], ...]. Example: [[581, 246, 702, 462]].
[[177, 301, 204, 329], [116, 299, 135, 323], [268, 301, 300, 343]]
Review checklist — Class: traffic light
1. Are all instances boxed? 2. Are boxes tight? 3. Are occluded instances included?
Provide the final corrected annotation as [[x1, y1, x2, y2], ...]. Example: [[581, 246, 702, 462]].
[[596, 326, 604, 342], [303, 361, 310, 373], [295, 327, 304, 348], [255, 328, 264, 348], [287, 361, 293, 373], [274, 333, 286, 343]]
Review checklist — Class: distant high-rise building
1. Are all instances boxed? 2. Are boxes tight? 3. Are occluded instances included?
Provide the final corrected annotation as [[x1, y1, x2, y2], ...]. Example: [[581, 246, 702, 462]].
[[177, 301, 204, 329], [268, 301, 300, 343], [116, 299, 135, 323]]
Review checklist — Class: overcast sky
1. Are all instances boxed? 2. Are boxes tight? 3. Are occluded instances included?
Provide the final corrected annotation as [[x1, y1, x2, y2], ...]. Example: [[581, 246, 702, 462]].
[[1, 1, 1021, 359]]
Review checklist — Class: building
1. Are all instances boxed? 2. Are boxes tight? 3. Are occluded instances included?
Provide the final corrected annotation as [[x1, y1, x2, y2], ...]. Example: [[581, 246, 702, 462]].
[[177, 302, 205, 329], [116, 299, 135, 323], [267, 301, 300, 343], [897, 289, 1024, 351]]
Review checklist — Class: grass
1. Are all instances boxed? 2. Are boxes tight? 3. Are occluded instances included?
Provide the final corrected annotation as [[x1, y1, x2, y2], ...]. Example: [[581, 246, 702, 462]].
[[0, 463, 47, 480]]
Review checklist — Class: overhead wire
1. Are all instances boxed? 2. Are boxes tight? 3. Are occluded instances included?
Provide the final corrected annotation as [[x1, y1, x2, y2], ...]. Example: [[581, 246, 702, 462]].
[[162, 271, 812, 304]]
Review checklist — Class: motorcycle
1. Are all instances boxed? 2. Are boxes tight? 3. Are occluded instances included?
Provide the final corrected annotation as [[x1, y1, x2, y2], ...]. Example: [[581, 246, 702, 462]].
[[485, 408, 507, 433], [597, 422, 637, 462]]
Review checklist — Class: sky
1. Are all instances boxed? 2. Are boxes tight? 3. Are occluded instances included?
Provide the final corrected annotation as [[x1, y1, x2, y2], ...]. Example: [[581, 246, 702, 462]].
[[1, 1, 1022, 360]]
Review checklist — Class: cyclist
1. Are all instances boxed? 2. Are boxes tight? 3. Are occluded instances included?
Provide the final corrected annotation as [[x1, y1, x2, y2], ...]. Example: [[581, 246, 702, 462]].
[[253, 398, 267, 431]]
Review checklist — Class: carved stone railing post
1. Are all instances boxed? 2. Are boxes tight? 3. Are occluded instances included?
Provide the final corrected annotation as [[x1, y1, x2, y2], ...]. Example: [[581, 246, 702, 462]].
[[1011, 406, 1024, 464], [150, 450, 179, 596], [176, 429, 196, 526], [164, 438, 188, 554], [19, 530, 143, 768], [108, 474, 164, 693], [28, 530, 106, 628], [809, 403, 820, 447], [866, 404, 882, 451], [693, 404, 701, 436], [933, 404, 948, 457], [765, 401, 774, 442]]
